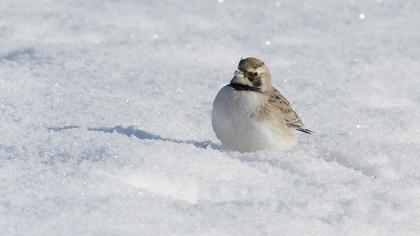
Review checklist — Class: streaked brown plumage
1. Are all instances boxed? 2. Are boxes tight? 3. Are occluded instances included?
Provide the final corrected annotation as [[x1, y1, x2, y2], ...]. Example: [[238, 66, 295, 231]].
[[265, 88, 313, 134], [235, 57, 313, 134]]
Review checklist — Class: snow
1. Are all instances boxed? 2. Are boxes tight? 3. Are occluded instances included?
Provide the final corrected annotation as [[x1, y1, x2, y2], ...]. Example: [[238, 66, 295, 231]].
[[1, 0, 420, 235]]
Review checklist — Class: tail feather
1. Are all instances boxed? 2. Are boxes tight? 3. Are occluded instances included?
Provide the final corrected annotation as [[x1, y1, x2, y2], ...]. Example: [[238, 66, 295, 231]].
[[297, 128, 314, 134]]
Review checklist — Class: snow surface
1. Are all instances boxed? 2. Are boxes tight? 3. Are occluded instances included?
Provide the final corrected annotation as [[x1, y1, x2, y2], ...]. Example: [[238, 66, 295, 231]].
[[1, 0, 420, 235]]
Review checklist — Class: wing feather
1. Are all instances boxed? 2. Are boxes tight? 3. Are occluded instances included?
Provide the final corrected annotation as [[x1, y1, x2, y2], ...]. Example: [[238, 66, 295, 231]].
[[266, 88, 313, 134]]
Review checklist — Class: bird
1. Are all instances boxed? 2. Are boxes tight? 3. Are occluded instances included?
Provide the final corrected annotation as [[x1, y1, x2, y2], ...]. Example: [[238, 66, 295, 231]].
[[212, 57, 312, 152]]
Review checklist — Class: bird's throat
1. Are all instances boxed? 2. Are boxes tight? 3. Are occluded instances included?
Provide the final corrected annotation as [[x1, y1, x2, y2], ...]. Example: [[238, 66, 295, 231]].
[[228, 83, 261, 92]]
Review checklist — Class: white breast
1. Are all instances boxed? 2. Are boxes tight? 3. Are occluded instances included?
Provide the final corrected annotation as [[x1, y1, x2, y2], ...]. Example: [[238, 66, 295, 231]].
[[212, 85, 296, 152]]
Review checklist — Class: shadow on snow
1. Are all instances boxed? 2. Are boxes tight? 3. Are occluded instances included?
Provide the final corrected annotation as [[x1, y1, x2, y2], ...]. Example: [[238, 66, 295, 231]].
[[48, 125, 221, 150]]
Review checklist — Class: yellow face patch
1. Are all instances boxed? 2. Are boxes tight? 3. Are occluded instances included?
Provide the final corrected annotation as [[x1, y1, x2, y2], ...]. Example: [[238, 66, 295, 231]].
[[231, 67, 262, 89], [231, 74, 253, 87]]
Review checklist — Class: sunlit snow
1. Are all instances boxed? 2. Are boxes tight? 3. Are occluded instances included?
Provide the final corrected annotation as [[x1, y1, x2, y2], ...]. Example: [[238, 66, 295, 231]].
[[1, 0, 420, 235]]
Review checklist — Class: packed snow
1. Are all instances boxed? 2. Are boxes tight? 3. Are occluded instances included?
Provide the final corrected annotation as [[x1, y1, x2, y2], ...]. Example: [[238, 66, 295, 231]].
[[1, 0, 420, 235]]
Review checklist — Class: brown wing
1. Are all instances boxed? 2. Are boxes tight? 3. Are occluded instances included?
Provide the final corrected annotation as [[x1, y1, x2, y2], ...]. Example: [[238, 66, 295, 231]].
[[267, 88, 313, 134]]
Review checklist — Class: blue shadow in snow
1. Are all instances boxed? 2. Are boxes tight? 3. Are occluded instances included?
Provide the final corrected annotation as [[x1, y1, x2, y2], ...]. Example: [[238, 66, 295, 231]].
[[48, 125, 221, 150], [0, 48, 37, 61]]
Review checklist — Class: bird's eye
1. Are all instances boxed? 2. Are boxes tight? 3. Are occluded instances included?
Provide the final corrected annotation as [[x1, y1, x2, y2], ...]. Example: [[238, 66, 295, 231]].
[[250, 72, 258, 78], [247, 72, 258, 81]]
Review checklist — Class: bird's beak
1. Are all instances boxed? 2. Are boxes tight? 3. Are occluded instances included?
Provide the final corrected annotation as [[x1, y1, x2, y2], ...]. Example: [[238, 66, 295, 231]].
[[233, 70, 244, 79]]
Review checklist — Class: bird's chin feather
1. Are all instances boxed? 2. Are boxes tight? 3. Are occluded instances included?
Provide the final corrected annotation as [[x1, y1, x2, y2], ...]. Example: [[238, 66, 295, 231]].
[[231, 75, 253, 87]]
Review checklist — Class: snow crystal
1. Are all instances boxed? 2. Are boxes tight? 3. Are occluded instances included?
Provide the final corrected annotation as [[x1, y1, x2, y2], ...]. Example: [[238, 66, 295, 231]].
[[1, 0, 420, 235]]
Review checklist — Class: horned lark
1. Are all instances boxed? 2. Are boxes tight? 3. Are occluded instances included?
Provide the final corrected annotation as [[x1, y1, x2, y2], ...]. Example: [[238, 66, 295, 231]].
[[212, 57, 312, 152]]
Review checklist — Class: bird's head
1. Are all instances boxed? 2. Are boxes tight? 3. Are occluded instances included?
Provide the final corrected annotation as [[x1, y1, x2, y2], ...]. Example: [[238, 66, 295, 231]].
[[230, 57, 272, 92]]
